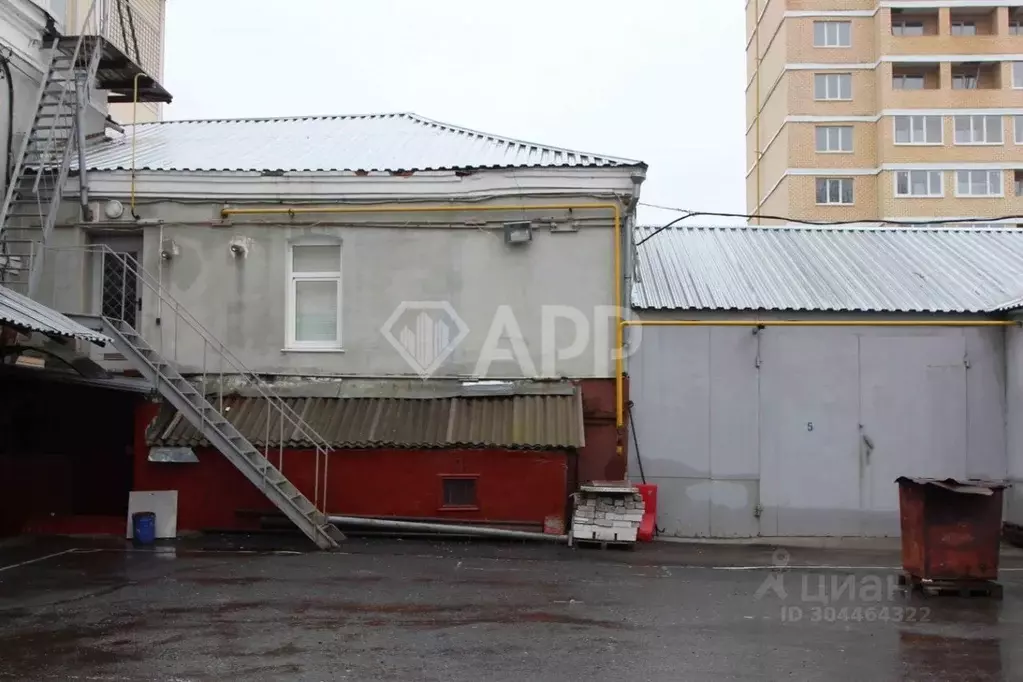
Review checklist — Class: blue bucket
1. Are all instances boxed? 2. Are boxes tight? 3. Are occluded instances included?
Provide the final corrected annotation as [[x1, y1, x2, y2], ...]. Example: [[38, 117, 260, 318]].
[[132, 511, 156, 546]]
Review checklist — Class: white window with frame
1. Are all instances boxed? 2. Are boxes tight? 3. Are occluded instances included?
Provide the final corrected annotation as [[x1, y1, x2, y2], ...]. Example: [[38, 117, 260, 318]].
[[954, 115, 1003, 145], [952, 73, 978, 90], [950, 21, 976, 36], [895, 170, 943, 198], [955, 170, 1004, 197], [1016, 116, 1023, 145], [813, 21, 852, 47], [893, 115, 942, 145], [892, 73, 925, 90], [814, 73, 852, 101], [286, 241, 342, 350], [815, 125, 853, 153], [1015, 62, 1023, 89], [1011, 21, 1022, 36], [816, 177, 854, 205], [892, 21, 924, 36]]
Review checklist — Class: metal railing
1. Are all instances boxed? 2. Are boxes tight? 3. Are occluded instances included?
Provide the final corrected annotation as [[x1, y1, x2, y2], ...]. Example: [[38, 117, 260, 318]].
[[0, 3, 104, 296], [45, 243, 336, 511], [83, 0, 162, 78]]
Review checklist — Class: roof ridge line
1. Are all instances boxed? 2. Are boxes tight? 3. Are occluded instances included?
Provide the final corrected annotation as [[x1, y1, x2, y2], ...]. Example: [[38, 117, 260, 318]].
[[403, 113, 642, 164], [126, 112, 419, 127]]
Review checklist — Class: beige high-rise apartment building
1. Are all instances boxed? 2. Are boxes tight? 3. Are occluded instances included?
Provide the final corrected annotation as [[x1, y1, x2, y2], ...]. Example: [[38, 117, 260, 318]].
[[747, 1, 1023, 226]]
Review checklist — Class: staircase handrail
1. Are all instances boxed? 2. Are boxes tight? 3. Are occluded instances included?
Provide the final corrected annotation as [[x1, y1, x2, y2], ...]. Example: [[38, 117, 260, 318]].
[[30, 4, 99, 195], [49, 243, 335, 455]]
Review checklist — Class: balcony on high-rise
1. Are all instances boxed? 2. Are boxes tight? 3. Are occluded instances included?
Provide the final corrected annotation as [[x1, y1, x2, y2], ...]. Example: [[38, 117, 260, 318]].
[[885, 5, 1019, 56]]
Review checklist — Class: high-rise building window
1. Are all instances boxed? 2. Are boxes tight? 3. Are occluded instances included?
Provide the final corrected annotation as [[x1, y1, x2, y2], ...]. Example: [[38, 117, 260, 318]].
[[814, 73, 852, 100], [950, 21, 977, 36], [892, 21, 925, 36], [815, 126, 853, 152], [952, 73, 978, 90], [1015, 116, 1023, 145], [894, 116, 943, 145], [895, 171, 943, 198], [954, 115, 1003, 145], [1014, 62, 1023, 89], [815, 178, 854, 205], [956, 170, 1004, 197], [893, 74, 925, 90], [813, 21, 852, 47]]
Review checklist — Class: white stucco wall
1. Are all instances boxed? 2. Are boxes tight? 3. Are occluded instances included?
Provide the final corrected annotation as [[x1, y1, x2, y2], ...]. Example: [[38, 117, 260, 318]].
[[42, 197, 630, 379], [629, 314, 1008, 538], [0, 1, 51, 193]]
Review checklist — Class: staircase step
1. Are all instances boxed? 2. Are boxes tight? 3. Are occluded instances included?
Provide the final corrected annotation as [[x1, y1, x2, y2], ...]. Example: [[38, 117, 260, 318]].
[[95, 317, 340, 550]]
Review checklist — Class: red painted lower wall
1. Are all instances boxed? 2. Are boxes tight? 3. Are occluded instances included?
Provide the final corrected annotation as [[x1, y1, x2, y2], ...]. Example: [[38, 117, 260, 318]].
[[134, 403, 571, 532], [578, 378, 628, 483]]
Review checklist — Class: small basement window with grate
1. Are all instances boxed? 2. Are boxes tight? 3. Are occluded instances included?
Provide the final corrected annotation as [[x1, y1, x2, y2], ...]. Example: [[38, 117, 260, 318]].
[[441, 477, 478, 509]]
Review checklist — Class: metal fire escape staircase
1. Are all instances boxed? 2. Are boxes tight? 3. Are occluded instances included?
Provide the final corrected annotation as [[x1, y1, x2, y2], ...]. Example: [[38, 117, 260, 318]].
[[69, 249, 345, 551], [0, 0, 172, 295], [0, 33, 103, 294]]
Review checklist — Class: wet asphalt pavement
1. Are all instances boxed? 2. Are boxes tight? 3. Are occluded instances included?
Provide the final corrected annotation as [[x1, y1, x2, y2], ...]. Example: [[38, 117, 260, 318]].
[[1, 536, 1022, 681]]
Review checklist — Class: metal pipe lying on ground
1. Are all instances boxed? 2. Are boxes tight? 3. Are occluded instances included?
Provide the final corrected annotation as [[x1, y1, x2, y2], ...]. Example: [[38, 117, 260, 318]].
[[328, 515, 568, 543]]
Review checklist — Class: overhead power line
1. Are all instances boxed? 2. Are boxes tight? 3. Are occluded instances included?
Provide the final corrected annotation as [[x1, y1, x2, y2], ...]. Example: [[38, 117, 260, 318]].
[[634, 204, 1023, 247]]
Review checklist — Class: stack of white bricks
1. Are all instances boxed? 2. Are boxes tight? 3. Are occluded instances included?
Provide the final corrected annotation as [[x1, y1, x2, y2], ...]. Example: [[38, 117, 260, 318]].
[[571, 484, 645, 544]]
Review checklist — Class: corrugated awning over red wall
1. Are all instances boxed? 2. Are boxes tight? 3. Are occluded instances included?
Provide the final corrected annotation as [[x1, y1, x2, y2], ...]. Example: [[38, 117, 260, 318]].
[[146, 393, 585, 451]]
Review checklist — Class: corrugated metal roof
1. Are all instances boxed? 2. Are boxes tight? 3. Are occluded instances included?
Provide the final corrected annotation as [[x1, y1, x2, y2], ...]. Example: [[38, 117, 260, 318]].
[[79, 112, 642, 173], [0, 286, 109, 344], [632, 225, 1023, 313], [989, 293, 1023, 312], [147, 393, 585, 450]]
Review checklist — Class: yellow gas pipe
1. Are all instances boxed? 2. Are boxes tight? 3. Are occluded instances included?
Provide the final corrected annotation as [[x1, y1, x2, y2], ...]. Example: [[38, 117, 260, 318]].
[[130, 72, 143, 218]]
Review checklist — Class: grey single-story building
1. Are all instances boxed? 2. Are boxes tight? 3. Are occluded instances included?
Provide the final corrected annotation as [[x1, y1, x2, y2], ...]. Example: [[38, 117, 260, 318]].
[[627, 225, 1023, 538]]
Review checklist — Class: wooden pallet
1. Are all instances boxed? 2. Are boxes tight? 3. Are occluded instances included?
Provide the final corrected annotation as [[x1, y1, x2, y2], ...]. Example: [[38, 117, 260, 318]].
[[572, 538, 636, 551], [898, 571, 1003, 599]]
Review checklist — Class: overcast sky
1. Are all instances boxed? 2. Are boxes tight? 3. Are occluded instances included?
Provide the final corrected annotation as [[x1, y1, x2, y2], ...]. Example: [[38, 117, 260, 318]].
[[163, 1, 745, 226]]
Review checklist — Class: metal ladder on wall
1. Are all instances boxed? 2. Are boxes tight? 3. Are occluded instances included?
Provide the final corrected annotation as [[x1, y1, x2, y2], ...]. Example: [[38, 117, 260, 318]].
[[67, 247, 345, 550], [0, 19, 104, 295]]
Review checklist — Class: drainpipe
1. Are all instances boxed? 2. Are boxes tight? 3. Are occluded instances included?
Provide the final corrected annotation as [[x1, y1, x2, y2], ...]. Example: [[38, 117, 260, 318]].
[[75, 73, 91, 221], [754, 13, 761, 224]]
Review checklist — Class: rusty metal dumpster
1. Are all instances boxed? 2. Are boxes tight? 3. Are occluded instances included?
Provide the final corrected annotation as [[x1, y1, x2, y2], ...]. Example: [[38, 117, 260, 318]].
[[896, 477, 1008, 589]]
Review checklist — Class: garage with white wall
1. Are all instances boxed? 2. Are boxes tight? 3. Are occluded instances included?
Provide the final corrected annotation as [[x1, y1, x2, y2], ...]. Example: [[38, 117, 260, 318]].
[[627, 225, 1023, 538]]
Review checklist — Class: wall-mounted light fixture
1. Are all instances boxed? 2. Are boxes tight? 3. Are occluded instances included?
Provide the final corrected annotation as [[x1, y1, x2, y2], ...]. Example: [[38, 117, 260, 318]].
[[229, 236, 250, 257], [503, 221, 532, 245], [103, 199, 124, 220]]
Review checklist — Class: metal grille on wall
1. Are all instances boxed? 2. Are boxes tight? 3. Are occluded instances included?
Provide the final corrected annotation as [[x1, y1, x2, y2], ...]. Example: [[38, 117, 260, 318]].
[[101, 250, 138, 328], [105, 0, 162, 79]]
